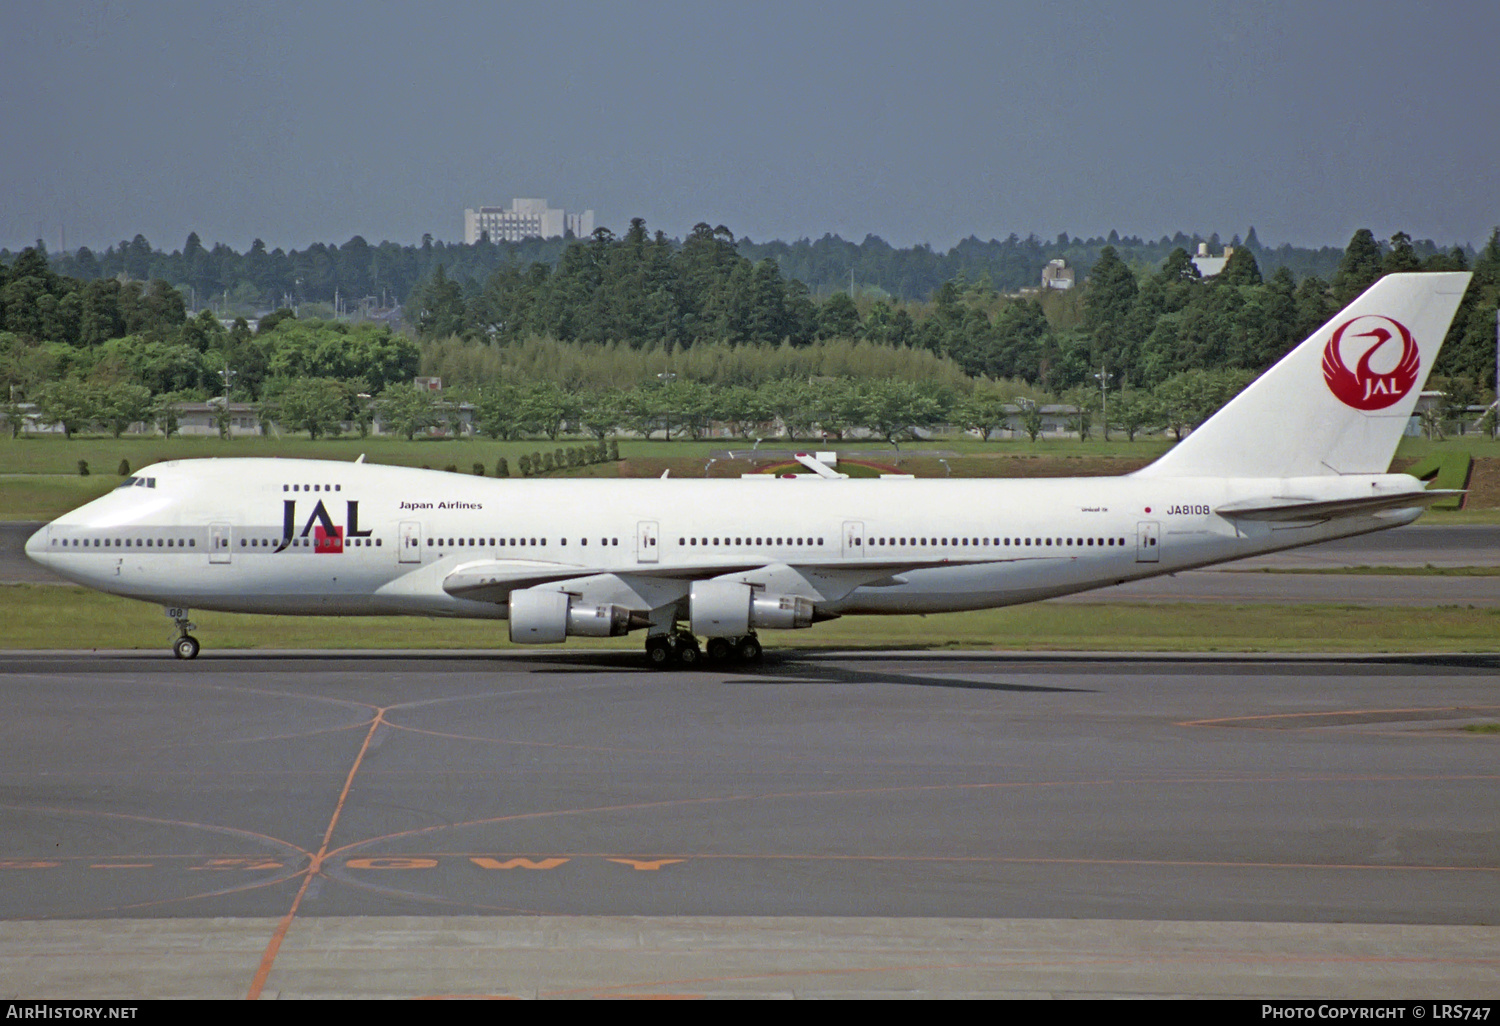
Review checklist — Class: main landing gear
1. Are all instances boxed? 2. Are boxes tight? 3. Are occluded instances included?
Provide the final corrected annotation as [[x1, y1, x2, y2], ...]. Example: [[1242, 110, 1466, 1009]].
[[644, 631, 762, 669], [167, 607, 200, 660]]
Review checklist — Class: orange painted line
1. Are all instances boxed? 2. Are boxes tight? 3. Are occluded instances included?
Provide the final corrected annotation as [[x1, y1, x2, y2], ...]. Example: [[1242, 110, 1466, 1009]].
[[0, 802, 311, 861], [62, 871, 309, 920], [246, 707, 386, 1001], [0, 853, 299, 863], [605, 858, 685, 871], [1179, 704, 1500, 728], [89, 863, 153, 869], [189, 858, 285, 871], [384, 720, 692, 757], [469, 856, 569, 870], [345, 856, 439, 870], [333, 849, 1500, 875], [322, 771, 1500, 862]]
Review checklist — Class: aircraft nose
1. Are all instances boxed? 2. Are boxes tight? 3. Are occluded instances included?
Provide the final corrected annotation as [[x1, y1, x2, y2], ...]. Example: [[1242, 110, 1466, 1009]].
[[24, 524, 50, 567]]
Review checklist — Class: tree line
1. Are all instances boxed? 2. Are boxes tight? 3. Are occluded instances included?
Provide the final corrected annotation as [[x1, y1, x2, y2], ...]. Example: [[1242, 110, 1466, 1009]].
[[412, 224, 1499, 397], [8, 220, 1475, 310], [3, 224, 1496, 445]]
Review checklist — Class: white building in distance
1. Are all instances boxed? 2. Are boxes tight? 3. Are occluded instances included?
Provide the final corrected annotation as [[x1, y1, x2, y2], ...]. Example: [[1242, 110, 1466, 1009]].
[[1041, 258, 1075, 290], [1191, 241, 1234, 277], [464, 199, 595, 244]]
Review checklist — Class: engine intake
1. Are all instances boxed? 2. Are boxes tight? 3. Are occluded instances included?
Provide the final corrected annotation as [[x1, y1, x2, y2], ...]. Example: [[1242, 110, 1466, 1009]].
[[508, 588, 634, 644]]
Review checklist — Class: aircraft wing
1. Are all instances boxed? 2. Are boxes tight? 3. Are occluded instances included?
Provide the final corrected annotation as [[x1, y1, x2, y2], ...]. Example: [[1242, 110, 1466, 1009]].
[[441, 555, 1019, 604], [441, 559, 607, 598], [1214, 490, 1462, 523]]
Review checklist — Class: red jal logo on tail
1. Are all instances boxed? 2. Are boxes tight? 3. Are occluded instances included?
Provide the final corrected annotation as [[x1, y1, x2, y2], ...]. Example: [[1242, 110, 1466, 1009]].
[[1321, 315, 1419, 410]]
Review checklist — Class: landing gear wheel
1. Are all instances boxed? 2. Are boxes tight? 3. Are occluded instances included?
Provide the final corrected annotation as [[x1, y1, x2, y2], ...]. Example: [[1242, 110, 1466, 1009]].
[[705, 637, 734, 662], [735, 635, 763, 663], [173, 635, 200, 660], [645, 636, 674, 668], [674, 635, 702, 668]]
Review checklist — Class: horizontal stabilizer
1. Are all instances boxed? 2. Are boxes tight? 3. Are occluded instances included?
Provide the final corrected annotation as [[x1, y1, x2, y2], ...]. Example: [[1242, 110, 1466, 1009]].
[[1215, 490, 1462, 522]]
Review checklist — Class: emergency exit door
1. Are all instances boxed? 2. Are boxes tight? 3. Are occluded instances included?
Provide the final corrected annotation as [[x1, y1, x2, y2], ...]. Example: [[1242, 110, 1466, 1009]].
[[843, 521, 866, 558], [1136, 521, 1160, 563]]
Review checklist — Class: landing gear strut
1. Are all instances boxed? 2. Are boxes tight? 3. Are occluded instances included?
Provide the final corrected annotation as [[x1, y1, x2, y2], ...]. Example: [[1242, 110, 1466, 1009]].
[[734, 634, 763, 663], [167, 607, 199, 660], [644, 634, 674, 668], [642, 631, 703, 669], [644, 630, 761, 669], [705, 634, 762, 663], [674, 632, 702, 667]]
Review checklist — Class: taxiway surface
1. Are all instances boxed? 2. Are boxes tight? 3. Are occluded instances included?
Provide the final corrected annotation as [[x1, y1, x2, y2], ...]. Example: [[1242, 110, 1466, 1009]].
[[1, 650, 1495, 998]]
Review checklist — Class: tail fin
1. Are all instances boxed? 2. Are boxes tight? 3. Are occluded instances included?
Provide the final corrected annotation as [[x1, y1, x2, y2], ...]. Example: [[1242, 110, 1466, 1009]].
[[1135, 271, 1471, 479]]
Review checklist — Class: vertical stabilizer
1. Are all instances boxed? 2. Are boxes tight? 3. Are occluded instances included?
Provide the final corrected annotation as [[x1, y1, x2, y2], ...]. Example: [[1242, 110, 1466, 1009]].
[[1135, 272, 1471, 479]]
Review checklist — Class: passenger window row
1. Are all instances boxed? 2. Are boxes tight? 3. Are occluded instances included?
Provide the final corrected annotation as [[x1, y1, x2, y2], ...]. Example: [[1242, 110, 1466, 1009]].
[[868, 537, 1129, 548], [282, 484, 342, 493], [425, 538, 620, 548], [54, 536, 193, 548], [242, 537, 382, 547], [679, 537, 824, 547]]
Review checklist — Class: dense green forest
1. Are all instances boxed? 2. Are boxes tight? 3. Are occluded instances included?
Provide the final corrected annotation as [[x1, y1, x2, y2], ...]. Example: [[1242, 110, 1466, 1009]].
[[406, 224, 1498, 394], [2, 223, 1496, 447], [4, 221, 1474, 309]]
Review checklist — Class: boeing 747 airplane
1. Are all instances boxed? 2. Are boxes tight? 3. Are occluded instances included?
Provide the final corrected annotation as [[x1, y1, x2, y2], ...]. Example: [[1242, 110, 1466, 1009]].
[[24, 272, 1472, 666]]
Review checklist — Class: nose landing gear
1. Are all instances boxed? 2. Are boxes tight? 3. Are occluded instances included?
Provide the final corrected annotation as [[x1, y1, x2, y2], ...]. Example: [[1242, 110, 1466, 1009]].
[[166, 607, 200, 659]]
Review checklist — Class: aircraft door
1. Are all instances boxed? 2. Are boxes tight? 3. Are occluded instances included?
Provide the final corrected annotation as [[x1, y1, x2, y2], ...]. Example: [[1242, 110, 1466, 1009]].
[[843, 521, 865, 559], [1136, 521, 1160, 563], [209, 522, 232, 564], [399, 521, 422, 563], [637, 521, 659, 564]]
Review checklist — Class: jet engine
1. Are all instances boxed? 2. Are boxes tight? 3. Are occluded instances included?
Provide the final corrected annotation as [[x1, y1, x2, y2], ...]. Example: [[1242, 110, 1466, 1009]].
[[689, 580, 815, 637], [508, 588, 635, 644]]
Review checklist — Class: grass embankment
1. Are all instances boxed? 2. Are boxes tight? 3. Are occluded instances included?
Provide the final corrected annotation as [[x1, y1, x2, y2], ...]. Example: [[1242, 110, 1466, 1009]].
[[9, 434, 1498, 520], [3, 584, 1495, 654]]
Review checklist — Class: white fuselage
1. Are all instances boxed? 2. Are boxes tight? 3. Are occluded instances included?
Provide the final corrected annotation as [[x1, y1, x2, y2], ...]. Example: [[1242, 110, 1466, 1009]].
[[24, 273, 1470, 651], [26, 457, 1428, 625]]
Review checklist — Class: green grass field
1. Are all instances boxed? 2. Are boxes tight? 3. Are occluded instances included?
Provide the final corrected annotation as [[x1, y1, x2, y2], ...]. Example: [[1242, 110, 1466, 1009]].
[[4, 432, 1495, 656], [3, 432, 1497, 520], [3, 584, 1495, 654]]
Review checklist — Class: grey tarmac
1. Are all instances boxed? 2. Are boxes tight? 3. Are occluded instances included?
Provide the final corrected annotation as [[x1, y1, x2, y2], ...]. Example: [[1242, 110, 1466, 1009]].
[[0, 649, 1495, 998], [5, 522, 1499, 608]]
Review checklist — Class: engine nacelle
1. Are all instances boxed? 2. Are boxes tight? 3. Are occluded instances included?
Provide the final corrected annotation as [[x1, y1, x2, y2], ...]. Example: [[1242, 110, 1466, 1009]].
[[752, 592, 816, 630], [508, 588, 633, 644], [689, 580, 815, 636]]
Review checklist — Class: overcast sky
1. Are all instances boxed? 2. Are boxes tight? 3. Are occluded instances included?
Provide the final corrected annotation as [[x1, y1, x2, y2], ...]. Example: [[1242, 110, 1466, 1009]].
[[4, 0, 1497, 255]]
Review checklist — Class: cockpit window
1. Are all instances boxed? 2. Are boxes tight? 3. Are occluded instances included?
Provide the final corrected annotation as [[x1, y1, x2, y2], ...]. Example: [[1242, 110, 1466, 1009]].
[[116, 476, 156, 489]]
